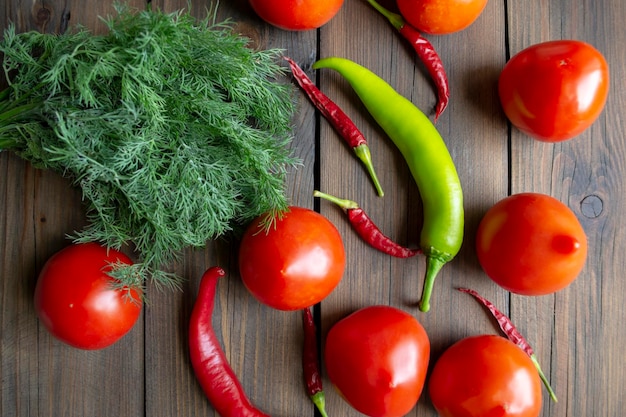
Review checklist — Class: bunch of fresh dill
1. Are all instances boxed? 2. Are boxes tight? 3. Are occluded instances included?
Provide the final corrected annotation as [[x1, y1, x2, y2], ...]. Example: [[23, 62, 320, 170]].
[[0, 5, 299, 290]]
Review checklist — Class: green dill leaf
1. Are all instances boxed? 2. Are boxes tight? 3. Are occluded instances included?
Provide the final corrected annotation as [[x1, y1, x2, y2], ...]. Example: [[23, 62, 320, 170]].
[[0, 5, 299, 290]]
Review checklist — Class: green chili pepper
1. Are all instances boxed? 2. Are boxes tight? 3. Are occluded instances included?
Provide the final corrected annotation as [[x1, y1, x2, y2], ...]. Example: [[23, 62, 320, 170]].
[[312, 57, 464, 312]]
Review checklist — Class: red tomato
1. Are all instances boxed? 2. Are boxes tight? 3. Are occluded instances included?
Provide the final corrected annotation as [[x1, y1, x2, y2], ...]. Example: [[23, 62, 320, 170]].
[[429, 335, 542, 417], [396, 0, 488, 35], [238, 206, 345, 310], [34, 243, 142, 350], [249, 0, 344, 31], [498, 40, 609, 142], [476, 193, 587, 295], [324, 306, 430, 417]]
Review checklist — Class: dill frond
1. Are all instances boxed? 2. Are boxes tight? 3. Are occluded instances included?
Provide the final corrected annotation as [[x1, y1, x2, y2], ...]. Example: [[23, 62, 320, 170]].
[[0, 5, 299, 289]]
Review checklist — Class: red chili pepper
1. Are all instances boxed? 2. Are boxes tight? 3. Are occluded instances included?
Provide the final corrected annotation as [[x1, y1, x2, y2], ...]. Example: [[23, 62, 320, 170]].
[[302, 307, 329, 417], [189, 266, 271, 417], [285, 56, 384, 197], [458, 287, 558, 403], [314, 190, 421, 258], [365, 0, 450, 121], [407, 31, 449, 121]]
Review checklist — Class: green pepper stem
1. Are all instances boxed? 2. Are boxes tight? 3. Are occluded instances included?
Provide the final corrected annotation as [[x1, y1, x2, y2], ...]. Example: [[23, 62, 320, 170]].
[[310, 391, 329, 417], [418, 256, 446, 312], [353, 144, 384, 197], [364, 0, 405, 31], [531, 354, 558, 403], [314, 190, 360, 210]]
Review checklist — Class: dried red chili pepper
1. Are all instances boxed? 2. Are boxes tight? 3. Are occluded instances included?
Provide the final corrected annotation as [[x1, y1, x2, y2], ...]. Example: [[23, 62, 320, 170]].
[[409, 33, 449, 121], [365, 0, 450, 121], [302, 307, 329, 417], [285, 56, 384, 197], [314, 190, 421, 258], [189, 266, 271, 417], [458, 287, 558, 402]]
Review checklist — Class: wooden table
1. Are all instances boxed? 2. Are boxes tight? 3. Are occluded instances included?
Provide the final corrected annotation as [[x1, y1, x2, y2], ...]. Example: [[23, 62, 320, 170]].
[[2, 1, 624, 416]]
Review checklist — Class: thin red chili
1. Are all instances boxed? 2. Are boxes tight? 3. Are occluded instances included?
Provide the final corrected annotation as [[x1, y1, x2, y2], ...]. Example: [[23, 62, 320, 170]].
[[285, 56, 384, 197], [406, 29, 449, 121], [458, 287, 558, 402], [315, 190, 421, 258], [189, 266, 271, 417], [302, 307, 329, 417], [365, 0, 450, 121]]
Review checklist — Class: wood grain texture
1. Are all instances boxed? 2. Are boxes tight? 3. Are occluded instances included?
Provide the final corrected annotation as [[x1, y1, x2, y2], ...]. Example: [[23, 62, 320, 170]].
[[1, 0, 625, 416], [506, 1, 626, 416]]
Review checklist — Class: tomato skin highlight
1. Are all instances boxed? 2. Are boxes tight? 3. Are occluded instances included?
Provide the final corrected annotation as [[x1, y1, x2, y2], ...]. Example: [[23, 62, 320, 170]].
[[396, 0, 488, 35], [476, 193, 587, 295], [239, 206, 345, 311], [34, 243, 142, 350], [324, 305, 430, 417], [429, 335, 543, 417], [498, 40, 609, 142], [248, 0, 344, 31]]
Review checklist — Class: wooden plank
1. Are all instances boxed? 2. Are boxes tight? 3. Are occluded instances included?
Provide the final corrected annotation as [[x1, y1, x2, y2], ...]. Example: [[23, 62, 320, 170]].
[[1, 0, 625, 416], [140, 1, 317, 416], [1, 152, 41, 417], [1, 2, 151, 417], [1, 132, 146, 417], [507, 0, 626, 416], [317, 0, 508, 415]]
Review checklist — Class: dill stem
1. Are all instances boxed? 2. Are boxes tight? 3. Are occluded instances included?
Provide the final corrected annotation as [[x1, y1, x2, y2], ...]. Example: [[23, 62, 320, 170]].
[[0, 102, 40, 123], [0, 137, 16, 149], [0, 6, 298, 289]]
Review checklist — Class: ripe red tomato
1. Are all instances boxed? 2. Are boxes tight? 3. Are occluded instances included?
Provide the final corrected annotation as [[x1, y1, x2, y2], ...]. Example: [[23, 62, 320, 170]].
[[476, 193, 587, 295], [396, 0, 488, 35], [34, 243, 142, 350], [249, 0, 344, 31], [238, 206, 345, 311], [498, 40, 609, 142], [429, 335, 542, 417], [324, 305, 430, 417]]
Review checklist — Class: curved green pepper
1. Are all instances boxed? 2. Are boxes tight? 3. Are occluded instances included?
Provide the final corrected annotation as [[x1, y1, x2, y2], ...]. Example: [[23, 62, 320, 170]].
[[313, 57, 464, 312]]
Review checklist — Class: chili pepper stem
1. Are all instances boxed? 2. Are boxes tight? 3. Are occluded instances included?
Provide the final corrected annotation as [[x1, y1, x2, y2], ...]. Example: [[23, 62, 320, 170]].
[[531, 354, 558, 402], [354, 144, 384, 197], [458, 287, 559, 403], [315, 190, 421, 258], [364, 0, 404, 30], [310, 391, 329, 417], [363, 0, 451, 121], [418, 256, 446, 312], [284, 56, 384, 197], [313, 190, 359, 210]]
